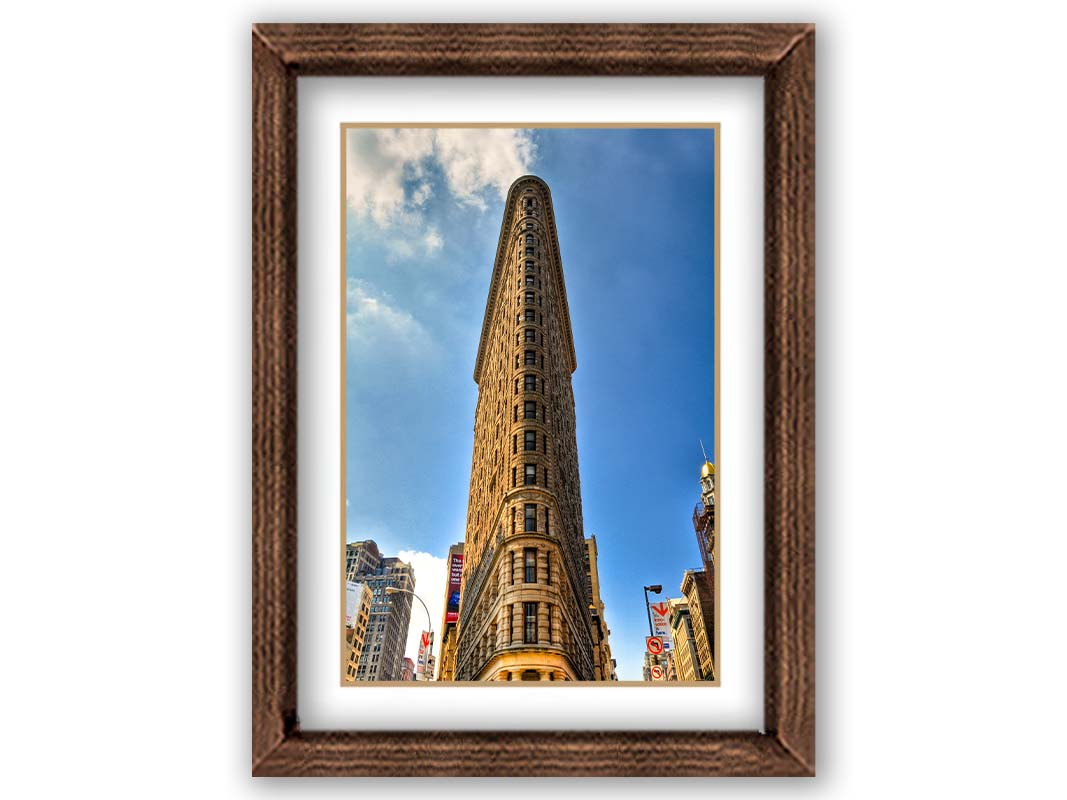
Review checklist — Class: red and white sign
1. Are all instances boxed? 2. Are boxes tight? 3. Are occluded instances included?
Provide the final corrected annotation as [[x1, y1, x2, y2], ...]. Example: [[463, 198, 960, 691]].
[[646, 636, 664, 655], [416, 630, 433, 679], [648, 601, 672, 651], [650, 664, 664, 680]]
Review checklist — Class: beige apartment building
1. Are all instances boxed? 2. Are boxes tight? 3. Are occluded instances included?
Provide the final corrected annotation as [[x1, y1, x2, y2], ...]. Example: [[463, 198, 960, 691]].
[[681, 568, 716, 681], [343, 581, 372, 683], [452, 176, 598, 682], [585, 536, 617, 680], [668, 596, 700, 681]]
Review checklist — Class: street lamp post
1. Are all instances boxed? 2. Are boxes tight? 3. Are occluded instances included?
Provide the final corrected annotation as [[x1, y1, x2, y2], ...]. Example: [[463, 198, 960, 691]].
[[642, 584, 664, 681], [642, 584, 663, 638], [385, 586, 433, 680]]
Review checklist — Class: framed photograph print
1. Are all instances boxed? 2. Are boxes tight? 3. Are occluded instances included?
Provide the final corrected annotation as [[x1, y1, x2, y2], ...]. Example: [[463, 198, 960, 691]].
[[253, 23, 814, 777]]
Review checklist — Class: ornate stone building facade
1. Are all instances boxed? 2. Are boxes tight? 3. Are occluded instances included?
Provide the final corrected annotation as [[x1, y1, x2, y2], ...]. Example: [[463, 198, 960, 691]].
[[452, 176, 597, 682]]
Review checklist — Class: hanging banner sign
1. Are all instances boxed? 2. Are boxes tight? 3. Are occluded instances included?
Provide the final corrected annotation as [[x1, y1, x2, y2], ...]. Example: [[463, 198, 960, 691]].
[[445, 553, 464, 624], [648, 601, 672, 651]]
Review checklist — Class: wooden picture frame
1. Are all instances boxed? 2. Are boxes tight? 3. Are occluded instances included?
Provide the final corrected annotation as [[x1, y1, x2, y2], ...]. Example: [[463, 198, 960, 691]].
[[252, 22, 814, 777]]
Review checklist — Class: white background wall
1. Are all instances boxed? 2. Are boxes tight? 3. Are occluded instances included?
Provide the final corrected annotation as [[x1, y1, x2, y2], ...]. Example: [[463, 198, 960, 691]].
[[2, 0, 1065, 796]]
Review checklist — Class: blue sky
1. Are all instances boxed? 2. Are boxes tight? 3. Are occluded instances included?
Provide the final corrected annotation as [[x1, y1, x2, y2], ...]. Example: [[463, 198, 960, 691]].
[[345, 127, 714, 680]]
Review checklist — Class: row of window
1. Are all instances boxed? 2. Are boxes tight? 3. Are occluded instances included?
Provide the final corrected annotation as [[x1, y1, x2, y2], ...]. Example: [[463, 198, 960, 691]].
[[515, 351, 544, 369], [509, 504, 551, 537], [515, 373, 543, 393], [512, 429, 548, 454], [518, 275, 542, 289], [517, 308, 543, 324], [514, 400, 545, 422], [507, 543, 552, 583], [511, 464, 549, 488], [515, 328, 544, 346], [506, 601, 550, 645]]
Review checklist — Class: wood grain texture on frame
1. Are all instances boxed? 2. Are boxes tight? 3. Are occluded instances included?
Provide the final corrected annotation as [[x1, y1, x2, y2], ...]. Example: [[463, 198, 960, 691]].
[[252, 22, 815, 777]]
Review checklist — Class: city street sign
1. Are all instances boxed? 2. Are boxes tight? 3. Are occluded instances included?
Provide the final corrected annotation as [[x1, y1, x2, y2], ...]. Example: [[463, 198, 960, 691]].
[[646, 636, 664, 655], [650, 664, 664, 680]]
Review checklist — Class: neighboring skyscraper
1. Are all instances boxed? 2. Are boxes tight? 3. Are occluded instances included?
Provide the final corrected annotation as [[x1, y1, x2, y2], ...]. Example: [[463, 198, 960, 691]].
[[453, 176, 597, 682], [436, 543, 465, 681], [680, 569, 716, 681], [585, 536, 618, 681], [345, 540, 415, 681], [346, 539, 381, 580], [343, 581, 372, 683]]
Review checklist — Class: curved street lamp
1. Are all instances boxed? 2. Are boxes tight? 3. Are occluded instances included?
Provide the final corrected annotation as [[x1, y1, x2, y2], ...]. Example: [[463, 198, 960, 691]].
[[384, 586, 433, 680], [643, 584, 663, 637]]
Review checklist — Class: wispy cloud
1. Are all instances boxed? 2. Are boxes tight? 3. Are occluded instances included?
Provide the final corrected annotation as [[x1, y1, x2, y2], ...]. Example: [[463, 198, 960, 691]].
[[346, 278, 435, 361], [346, 128, 537, 257]]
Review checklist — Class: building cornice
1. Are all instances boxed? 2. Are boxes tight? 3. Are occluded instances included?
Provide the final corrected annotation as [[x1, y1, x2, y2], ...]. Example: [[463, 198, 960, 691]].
[[472, 175, 578, 384]]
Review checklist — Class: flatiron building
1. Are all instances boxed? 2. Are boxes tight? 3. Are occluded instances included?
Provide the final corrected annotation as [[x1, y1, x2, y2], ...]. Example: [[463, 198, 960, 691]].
[[452, 176, 597, 681]]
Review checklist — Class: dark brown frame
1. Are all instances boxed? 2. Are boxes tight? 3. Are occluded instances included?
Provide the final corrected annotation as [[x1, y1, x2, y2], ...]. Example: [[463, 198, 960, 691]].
[[253, 22, 814, 777]]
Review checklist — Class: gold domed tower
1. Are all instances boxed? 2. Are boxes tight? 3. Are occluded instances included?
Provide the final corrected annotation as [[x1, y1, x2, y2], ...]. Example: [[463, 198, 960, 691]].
[[700, 459, 715, 505], [694, 459, 716, 571], [689, 456, 718, 681]]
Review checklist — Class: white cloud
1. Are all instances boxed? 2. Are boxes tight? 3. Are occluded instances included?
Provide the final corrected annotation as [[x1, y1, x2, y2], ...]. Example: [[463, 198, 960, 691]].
[[411, 182, 432, 207], [346, 128, 433, 227], [346, 278, 434, 359], [396, 550, 449, 673], [423, 227, 443, 253], [383, 238, 417, 263], [434, 128, 537, 210], [346, 128, 537, 254]]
